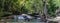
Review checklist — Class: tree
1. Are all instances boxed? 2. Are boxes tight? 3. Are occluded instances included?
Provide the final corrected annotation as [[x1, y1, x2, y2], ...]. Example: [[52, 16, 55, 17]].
[[47, 0, 59, 17]]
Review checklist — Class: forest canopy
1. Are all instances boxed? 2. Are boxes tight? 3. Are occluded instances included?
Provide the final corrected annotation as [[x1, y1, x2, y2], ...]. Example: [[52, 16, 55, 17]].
[[0, 0, 59, 18]]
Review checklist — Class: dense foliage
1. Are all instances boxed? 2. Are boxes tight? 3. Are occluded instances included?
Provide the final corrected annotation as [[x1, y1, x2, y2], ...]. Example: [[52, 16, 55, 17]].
[[47, 0, 59, 17], [0, 0, 59, 18]]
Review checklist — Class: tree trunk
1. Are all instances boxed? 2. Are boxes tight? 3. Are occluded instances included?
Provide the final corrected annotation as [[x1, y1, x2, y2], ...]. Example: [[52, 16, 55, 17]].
[[42, 0, 47, 23]]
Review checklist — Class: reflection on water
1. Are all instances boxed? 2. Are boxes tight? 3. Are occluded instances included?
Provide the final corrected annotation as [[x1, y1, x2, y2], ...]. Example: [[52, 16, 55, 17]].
[[6, 19, 41, 22]]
